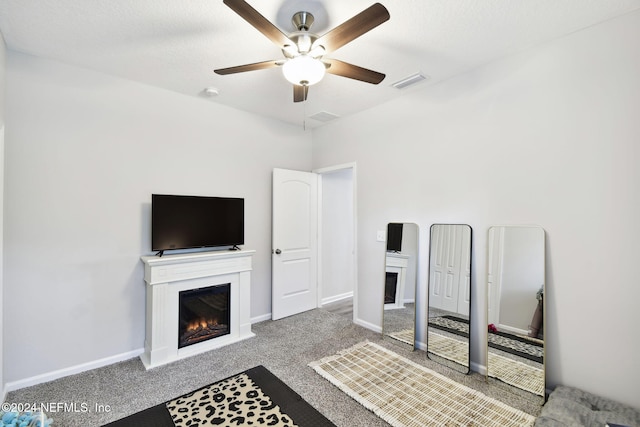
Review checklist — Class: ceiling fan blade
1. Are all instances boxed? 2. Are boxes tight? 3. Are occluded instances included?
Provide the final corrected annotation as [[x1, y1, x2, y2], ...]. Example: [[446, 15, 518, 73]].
[[293, 85, 309, 103], [214, 60, 282, 75], [312, 3, 390, 54], [223, 0, 293, 48], [324, 59, 385, 84]]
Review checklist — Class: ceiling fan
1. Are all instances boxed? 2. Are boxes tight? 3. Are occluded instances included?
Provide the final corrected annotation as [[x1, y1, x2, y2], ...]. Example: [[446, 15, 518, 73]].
[[214, 0, 390, 102]]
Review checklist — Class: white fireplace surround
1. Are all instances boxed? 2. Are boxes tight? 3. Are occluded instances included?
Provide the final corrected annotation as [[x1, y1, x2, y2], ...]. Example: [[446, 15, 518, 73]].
[[384, 252, 409, 310], [140, 249, 255, 369]]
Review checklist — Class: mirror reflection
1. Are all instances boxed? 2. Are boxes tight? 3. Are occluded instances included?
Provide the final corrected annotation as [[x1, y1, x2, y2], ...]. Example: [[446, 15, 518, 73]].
[[427, 224, 472, 373], [382, 223, 418, 350], [487, 225, 545, 402]]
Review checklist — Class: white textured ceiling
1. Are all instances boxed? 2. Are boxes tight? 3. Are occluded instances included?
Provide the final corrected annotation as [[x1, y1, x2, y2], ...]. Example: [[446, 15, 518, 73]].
[[1, 0, 639, 128]]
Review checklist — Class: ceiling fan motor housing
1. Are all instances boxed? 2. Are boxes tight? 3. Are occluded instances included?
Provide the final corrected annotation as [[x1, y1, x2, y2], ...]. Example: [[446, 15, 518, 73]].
[[292, 11, 314, 31], [283, 12, 319, 57]]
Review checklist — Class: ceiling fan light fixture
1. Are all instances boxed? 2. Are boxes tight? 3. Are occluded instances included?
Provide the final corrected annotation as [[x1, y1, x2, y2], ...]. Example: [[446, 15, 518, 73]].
[[215, 0, 391, 103], [282, 55, 326, 86]]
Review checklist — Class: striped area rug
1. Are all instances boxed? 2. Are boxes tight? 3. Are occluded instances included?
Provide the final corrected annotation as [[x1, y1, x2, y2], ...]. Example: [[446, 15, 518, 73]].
[[309, 341, 535, 427], [428, 332, 544, 396], [387, 328, 415, 346], [428, 332, 469, 366], [487, 353, 545, 397]]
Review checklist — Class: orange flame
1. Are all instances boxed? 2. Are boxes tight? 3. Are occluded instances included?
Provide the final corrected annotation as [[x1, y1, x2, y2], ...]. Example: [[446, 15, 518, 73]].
[[186, 318, 219, 332]]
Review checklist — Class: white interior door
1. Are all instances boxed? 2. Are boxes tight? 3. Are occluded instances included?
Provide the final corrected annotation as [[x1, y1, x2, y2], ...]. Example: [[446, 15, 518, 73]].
[[429, 225, 460, 312], [272, 168, 318, 320]]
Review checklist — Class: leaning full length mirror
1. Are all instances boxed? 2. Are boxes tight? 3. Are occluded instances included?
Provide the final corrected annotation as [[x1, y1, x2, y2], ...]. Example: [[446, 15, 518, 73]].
[[487, 226, 545, 403], [427, 224, 472, 373], [382, 223, 418, 350]]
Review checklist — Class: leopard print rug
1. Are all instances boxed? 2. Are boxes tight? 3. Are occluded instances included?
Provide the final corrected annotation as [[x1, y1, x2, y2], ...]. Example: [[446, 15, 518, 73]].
[[167, 372, 298, 426], [102, 365, 335, 427]]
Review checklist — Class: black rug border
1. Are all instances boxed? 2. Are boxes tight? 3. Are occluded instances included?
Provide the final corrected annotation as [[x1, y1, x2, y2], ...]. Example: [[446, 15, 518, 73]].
[[429, 315, 543, 364], [244, 365, 335, 426], [428, 322, 470, 338], [102, 365, 335, 427], [488, 340, 543, 364]]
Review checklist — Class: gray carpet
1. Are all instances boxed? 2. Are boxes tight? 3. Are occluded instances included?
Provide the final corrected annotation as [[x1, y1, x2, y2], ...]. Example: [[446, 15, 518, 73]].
[[382, 303, 415, 335], [5, 307, 542, 426]]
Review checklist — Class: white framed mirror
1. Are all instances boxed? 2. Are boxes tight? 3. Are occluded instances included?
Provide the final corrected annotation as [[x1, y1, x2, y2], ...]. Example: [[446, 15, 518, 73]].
[[382, 222, 419, 350], [427, 224, 472, 373], [487, 225, 545, 403]]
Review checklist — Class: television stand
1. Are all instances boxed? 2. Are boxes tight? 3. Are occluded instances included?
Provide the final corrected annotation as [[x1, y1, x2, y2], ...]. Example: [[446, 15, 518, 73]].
[[155, 250, 165, 257], [230, 245, 241, 251]]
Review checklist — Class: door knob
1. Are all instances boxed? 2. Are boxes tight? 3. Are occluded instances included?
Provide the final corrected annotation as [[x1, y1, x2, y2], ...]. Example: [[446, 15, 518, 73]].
[[275, 249, 282, 255]]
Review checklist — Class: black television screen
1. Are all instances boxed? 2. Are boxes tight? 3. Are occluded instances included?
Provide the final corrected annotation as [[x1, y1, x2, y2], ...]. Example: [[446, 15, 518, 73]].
[[387, 223, 403, 252], [152, 194, 244, 252]]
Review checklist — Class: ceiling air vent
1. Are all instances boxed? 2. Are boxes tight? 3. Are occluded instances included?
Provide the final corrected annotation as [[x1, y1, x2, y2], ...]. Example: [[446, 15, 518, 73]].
[[309, 111, 340, 122], [391, 73, 428, 89]]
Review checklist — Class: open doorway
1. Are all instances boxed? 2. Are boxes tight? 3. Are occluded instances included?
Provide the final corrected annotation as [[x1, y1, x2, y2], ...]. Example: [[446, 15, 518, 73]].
[[315, 164, 356, 321], [271, 165, 356, 321]]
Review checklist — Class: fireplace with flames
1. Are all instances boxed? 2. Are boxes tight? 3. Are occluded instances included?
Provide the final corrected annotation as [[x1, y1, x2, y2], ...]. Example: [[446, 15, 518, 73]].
[[178, 284, 230, 349]]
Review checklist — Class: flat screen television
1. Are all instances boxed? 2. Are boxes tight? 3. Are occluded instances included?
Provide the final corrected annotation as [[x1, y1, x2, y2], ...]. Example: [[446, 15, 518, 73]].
[[152, 194, 244, 253], [386, 223, 404, 252]]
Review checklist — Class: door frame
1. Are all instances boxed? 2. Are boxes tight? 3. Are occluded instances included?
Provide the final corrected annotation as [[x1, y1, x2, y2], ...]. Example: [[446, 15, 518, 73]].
[[313, 162, 358, 322]]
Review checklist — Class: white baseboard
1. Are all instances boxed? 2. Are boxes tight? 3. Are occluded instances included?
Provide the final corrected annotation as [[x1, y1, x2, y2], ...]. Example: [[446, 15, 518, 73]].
[[321, 291, 353, 306], [498, 323, 529, 337], [250, 313, 272, 324], [5, 348, 144, 393], [354, 317, 382, 334], [250, 295, 355, 325]]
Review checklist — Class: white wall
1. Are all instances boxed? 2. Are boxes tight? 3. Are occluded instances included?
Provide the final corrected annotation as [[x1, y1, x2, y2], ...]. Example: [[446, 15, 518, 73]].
[[499, 227, 544, 332], [0, 32, 6, 399], [4, 52, 312, 384], [319, 168, 354, 303], [312, 10, 640, 409], [399, 223, 418, 302]]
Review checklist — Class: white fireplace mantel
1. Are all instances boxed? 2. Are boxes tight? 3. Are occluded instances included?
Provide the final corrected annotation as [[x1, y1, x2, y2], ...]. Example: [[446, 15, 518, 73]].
[[140, 249, 255, 369], [385, 252, 410, 310]]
